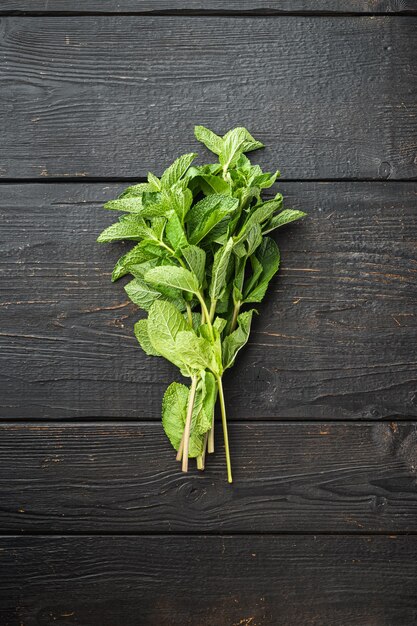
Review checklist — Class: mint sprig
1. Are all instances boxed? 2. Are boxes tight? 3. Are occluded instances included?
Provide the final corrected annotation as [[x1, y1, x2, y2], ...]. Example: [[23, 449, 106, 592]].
[[98, 126, 306, 483]]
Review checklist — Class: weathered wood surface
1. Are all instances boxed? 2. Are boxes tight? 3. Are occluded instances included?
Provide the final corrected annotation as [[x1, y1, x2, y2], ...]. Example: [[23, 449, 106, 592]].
[[1, 181, 415, 420], [1, 535, 417, 626], [1, 421, 417, 533], [0, 16, 416, 180], [2, 0, 416, 14]]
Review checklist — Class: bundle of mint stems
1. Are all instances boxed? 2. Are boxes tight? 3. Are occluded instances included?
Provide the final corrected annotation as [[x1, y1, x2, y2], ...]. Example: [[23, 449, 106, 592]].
[[98, 126, 306, 482]]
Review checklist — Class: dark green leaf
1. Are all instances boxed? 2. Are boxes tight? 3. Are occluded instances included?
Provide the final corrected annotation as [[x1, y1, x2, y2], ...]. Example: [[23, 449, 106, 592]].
[[244, 237, 280, 303]]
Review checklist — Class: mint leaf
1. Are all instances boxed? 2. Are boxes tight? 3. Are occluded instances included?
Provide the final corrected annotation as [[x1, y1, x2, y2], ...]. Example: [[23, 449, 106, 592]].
[[209, 237, 233, 300], [125, 278, 164, 311], [97, 216, 153, 243], [263, 209, 307, 234], [134, 318, 161, 356], [194, 125, 223, 155], [145, 265, 200, 295], [222, 309, 256, 370], [161, 153, 197, 188], [147, 300, 189, 369], [244, 237, 280, 303], [182, 245, 206, 287], [175, 330, 218, 374], [165, 213, 188, 251]]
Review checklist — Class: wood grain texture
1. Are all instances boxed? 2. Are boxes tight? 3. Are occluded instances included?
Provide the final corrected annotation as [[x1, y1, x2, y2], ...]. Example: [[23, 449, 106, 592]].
[[0, 16, 416, 179], [1, 181, 416, 420], [1, 421, 417, 533], [1, 0, 416, 14], [2, 535, 417, 626]]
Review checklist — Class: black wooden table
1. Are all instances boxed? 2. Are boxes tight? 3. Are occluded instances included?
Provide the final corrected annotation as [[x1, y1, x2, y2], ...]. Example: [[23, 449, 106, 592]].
[[1, 2, 417, 625]]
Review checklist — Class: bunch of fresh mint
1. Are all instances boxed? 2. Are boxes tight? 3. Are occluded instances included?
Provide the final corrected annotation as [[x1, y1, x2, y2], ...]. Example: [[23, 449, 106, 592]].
[[98, 126, 306, 482]]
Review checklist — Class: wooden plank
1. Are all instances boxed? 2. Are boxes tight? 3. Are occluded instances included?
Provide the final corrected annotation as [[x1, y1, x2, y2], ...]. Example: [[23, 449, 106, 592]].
[[1, 1, 416, 14], [1, 182, 416, 420], [0, 16, 416, 179], [1, 421, 417, 533], [1, 535, 417, 625]]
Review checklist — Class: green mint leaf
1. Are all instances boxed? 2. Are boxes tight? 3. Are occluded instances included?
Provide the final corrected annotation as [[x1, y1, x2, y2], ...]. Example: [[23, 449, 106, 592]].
[[147, 300, 189, 370], [104, 198, 144, 214], [245, 223, 263, 256], [97, 216, 153, 243], [145, 265, 200, 295], [112, 244, 154, 281], [209, 237, 234, 300], [125, 278, 164, 311], [244, 237, 280, 303], [213, 317, 227, 334], [165, 213, 188, 251], [162, 382, 189, 452], [187, 194, 238, 245], [175, 330, 218, 373], [192, 371, 217, 436], [263, 209, 307, 234], [197, 174, 231, 196], [162, 381, 205, 457], [219, 127, 248, 170], [239, 195, 283, 237], [222, 309, 256, 370], [147, 172, 161, 190], [169, 186, 193, 221], [194, 125, 223, 155], [119, 182, 151, 198], [134, 318, 161, 356], [182, 245, 206, 287], [161, 153, 197, 188]]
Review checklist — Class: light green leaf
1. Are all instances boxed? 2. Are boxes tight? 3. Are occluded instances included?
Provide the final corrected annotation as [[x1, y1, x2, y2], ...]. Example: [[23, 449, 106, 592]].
[[134, 318, 161, 356], [219, 127, 248, 170], [104, 198, 144, 213], [165, 213, 188, 251], [209, 237, 234, 300], [125, 278, 163, 311], [161, 153, 197, 188], [194, 125, 224, 155], [97, 216, 153, 243], [182, 245, 206, 287], [119, 182, 151, 198], [222, 309, 256, 370], [175, 330, 218, 373], [162, 382, 189, 451], [169, 187, 193, 221], [263, 209, 307, 234], [147, 172, 161, 190], [192, 371, 217, 436], [213, 317, 227, 333], [162, 382, 205, 457], [147, 300, 189, 369], [112, 244, 156, 281], [145, 265, 200, 295]]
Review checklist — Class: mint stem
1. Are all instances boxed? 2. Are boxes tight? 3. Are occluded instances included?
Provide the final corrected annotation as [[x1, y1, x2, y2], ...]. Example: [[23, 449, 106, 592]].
[[216, 375, 233, 483], [181, 375, 198, 473]]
